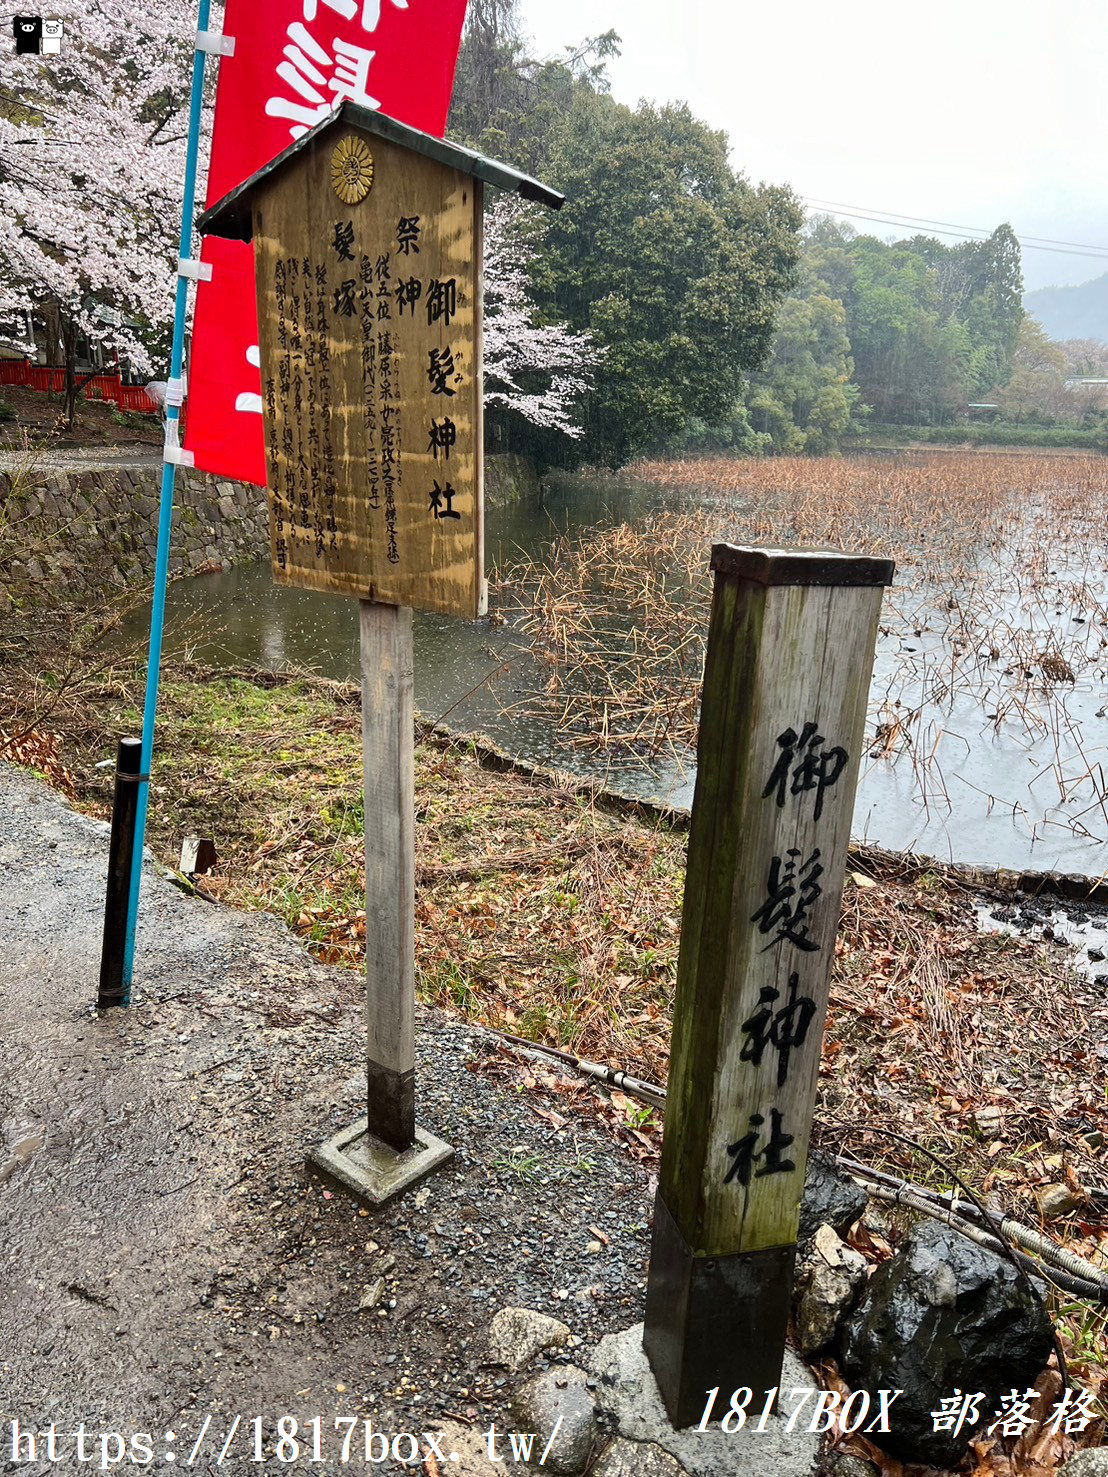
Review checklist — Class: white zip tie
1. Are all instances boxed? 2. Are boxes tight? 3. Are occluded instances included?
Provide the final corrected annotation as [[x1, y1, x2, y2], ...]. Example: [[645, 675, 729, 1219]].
[[165, 376, 187, 408], [178, 257, 213, 283], [195, 28, 235, 56], [163, 419, 195, 468]]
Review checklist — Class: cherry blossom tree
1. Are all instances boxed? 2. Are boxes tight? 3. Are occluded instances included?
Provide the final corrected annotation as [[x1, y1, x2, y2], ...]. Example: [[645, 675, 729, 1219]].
[[480, 195, 598, 439], [0, 1, 204, 421], [1, 6, 595, 440]]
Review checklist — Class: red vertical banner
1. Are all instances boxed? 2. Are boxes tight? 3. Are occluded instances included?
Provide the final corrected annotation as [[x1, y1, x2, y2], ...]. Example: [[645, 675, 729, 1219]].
[[185, 0, 469, 484]]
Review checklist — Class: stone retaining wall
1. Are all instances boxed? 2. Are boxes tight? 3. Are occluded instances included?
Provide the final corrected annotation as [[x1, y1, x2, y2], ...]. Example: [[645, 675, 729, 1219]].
[[3, 451, 540, 598], [484, 451, 542, 505], [1, 463, 268, 597]]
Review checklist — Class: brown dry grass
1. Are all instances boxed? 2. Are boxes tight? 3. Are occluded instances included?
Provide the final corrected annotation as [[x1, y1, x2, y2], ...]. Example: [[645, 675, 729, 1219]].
[[493, 454, 1108, 841], [23, 660, 1102, 1228]]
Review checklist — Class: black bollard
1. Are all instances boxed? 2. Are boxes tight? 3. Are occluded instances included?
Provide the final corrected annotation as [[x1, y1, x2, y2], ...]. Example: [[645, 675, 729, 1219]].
[[98, 738, 143, 1009]]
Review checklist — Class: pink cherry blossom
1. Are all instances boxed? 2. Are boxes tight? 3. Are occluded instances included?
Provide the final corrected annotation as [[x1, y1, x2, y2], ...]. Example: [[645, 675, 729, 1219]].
[[1, 9, 597, 436]]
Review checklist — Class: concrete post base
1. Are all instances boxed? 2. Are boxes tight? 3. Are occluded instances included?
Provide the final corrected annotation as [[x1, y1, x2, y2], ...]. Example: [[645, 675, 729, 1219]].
[[307, 1115, 453, 1208]]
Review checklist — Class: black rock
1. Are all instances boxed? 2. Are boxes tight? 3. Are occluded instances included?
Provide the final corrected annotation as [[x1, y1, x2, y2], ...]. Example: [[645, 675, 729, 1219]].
[[797, 1150, 868, 1244], [838, 1218, 1053, 1467]]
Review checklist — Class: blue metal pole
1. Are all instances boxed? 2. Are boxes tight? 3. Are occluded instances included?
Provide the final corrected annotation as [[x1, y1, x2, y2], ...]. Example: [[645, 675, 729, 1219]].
[[121, 0, 212, 999]]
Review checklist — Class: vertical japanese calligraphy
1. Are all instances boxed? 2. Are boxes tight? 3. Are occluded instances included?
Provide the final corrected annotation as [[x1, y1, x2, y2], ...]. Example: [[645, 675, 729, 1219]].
[[304, 256, 323, 556], [720, 717, 852, 1187], [315, 263, 338, 554], [375, 251, 400, 565], [250, 127, 483, 616], [762, 722, 848, 821], [268, 251, 335, 565], [739, 973, 817, 1089], [358, 252, 380, 511], [268, 259, 289, 571]]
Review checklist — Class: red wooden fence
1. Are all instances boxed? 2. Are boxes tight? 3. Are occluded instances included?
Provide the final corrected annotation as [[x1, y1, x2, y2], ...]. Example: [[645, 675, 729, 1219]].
[[0, 358, 158, 414], [27, 366, 66, 392], [116, 383, 159, 413], [84, 373, 124, 402]]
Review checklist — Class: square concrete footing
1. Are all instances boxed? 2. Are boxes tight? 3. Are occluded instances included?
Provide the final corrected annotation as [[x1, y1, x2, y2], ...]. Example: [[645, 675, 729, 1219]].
[[307, 1116, 454, 1208]]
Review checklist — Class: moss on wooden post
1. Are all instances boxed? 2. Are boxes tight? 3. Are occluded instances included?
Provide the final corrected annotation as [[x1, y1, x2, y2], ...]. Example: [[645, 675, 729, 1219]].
[[643, 543, 894, 1428]]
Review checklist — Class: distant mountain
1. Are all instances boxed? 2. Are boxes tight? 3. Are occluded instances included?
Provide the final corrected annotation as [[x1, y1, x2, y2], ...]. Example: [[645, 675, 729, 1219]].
[[1024, 275, 1108, 344]]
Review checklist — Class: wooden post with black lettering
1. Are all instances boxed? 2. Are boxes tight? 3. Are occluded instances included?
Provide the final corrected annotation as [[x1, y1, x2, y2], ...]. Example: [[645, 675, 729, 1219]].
[[643, 543, 894, 1428]]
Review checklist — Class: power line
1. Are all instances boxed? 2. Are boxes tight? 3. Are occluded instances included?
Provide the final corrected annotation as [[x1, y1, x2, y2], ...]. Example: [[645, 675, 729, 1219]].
[[802, 201, 1108, 261], [803, 196, 1108, 254], [803, 203, 1108, 261]]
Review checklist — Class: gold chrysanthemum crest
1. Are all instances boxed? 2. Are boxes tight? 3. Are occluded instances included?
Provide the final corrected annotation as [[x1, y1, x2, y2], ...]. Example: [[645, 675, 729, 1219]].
[[331, 135, 374, 204]]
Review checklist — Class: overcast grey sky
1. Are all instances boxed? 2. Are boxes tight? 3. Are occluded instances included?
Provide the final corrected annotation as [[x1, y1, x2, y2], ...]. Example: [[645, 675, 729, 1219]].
[[518, 0, 1107, 292]]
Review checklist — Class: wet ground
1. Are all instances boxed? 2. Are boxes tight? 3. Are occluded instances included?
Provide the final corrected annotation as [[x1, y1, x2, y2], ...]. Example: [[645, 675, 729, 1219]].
[[976, 892, 1108, 988], [0, 764, 656, 1470]]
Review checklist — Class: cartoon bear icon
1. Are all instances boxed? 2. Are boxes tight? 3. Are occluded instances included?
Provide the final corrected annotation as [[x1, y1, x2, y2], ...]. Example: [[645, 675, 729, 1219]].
[[13, 16, 43, 53]]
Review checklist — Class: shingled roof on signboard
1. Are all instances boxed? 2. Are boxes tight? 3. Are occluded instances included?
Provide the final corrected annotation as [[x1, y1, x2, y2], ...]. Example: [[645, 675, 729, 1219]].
[[197, 100, 564, 242]]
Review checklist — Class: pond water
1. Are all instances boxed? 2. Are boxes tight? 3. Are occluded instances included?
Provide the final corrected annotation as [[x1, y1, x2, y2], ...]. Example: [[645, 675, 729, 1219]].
[[125, 473, 1108, 877]]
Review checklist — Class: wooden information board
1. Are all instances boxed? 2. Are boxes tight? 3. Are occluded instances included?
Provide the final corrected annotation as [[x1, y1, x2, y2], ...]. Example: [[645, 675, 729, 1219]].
[[250, 130, 484, 619], [197, 107, 561, 1203]]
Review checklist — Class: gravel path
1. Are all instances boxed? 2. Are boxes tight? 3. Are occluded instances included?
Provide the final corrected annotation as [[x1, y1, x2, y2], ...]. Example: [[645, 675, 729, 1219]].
[[0, 763, 656, 1466]]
